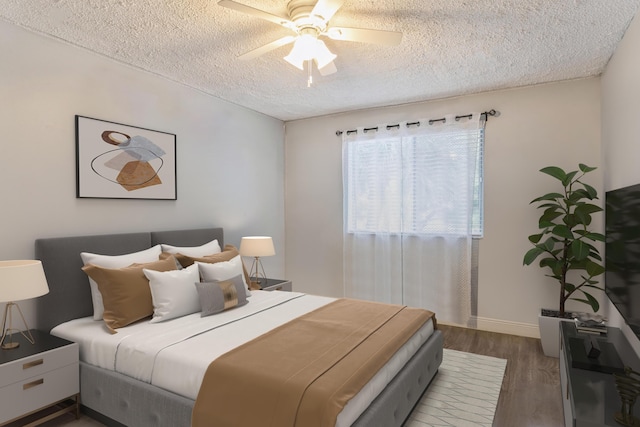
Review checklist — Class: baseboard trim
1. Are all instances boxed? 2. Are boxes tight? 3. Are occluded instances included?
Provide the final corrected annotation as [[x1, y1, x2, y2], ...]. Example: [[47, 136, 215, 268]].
[[436, 317, 540, 338], [472, 316, 540, 338]]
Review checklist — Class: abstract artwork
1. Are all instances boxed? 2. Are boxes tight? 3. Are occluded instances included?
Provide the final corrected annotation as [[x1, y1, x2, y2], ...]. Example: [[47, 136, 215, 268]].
[[76, 116, 176, 200]]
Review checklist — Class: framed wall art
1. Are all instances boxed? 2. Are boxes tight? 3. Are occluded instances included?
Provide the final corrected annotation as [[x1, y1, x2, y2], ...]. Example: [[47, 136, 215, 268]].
[[76, 116, 177, 200]]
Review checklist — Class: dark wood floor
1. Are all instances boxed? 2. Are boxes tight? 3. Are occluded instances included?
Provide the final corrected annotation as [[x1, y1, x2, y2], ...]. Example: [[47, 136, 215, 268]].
[[439, 324, 563, 427]]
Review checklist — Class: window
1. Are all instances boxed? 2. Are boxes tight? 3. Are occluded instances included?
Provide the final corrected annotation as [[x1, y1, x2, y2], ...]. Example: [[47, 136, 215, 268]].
[[344, 122, 484, 237]]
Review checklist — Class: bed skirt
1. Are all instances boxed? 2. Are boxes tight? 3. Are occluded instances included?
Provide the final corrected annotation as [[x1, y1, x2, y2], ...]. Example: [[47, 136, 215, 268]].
[[78, 330, 443, 427]]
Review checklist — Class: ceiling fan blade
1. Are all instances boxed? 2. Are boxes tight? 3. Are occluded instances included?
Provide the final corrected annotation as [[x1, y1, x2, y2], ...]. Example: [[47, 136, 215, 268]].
[[218, 0, 294, 29], [311, 0, 344, 22], [238, 36, 297, 61], [326, 27, 402, 46], [317, 60, 337, 76]]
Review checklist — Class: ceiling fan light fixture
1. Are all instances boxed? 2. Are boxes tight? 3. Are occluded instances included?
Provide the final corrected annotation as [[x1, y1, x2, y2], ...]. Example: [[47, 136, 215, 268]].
[[284, 34, 336, 70], [314, 39, 337, 69]]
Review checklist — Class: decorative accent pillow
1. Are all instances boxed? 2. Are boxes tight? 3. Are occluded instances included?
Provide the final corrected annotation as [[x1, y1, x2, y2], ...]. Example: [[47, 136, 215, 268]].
[[164, 244, 237, 267], [195, 275, 248, 316], [196, 255, 251, 299], [143, 263, 201, 323], [164, 244, 252, 295], [160, 239, 221, 257], [81, 256, 177, 333], [81, 245, 162, 320]]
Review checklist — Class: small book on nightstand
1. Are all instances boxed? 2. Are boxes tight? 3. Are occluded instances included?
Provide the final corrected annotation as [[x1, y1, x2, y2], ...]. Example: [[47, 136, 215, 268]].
[[574, 319, 607, 335]]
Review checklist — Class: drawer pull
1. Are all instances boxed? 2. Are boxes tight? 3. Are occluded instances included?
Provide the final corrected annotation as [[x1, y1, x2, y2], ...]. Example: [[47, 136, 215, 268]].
[[23, 378, 44, 390], [23, 359, 44, 370], [275, 286, 282, 290]]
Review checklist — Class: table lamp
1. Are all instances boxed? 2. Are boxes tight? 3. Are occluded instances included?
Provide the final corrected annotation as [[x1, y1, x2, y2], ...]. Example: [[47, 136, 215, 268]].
[[239, 236, 275, 287], [0, 260, 50, 350]]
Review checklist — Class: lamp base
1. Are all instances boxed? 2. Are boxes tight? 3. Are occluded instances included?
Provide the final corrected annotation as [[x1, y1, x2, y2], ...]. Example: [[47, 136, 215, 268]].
[[1, 302, 35, 350], [248, 257, 268, 289], [1, 341, 19, 350]]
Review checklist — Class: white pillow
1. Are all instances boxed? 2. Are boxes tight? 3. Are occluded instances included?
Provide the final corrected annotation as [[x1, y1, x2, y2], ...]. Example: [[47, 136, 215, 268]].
[[143, 263, 201, 323], [81, 245, 162, 320], [160, 239, 221, 257], [196, 255, 251, 298]]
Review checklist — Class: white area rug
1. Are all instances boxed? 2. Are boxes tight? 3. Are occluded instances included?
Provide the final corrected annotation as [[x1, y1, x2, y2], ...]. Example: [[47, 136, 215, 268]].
[[405, 349, 507, 427]]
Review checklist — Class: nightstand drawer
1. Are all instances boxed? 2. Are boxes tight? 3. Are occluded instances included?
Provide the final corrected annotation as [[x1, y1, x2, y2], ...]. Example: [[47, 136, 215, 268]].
[[0, 362, 79, 424], [0, 343, 78, 388]]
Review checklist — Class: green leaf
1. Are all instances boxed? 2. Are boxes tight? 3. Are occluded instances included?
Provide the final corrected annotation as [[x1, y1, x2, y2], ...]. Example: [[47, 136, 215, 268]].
[[582, 291, 601, 312], [562, 170, 578, 187], [543, 237, 557, 252], [585, 260, 605, 277], [575, 204, 603, 216], [563, 214, 577, 229], [552, 225, 573, 239], [579, 164, 597, 173], [569, 189, 590, 202], [540, 258, 563, 276], [581, 277, 603, 288], [537, 202, 562, 209], [528, 233, 544, 244], [588, 252, 603, 262], [571, 240, 589, 261], [585, 232, 605, 242], [539, 220, 555, 229], [523, 247, 544, 265], [540, 209, 563, 224], [574, 211, 592, 226], [531, 193, 564, 203], [582, 183, 598, 199], [540, 166, 567, 182]]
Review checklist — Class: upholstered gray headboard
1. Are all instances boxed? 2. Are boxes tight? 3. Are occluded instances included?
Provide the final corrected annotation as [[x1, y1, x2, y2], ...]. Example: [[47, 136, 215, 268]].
[[34, 228, 223, 333]]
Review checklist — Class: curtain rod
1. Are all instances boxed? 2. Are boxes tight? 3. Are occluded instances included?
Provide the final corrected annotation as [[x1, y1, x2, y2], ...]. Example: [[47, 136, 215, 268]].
[[335, 109, 499, 136]]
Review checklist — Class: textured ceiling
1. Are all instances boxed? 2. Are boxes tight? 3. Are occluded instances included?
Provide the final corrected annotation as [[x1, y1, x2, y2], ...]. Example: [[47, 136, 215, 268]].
[[2, 0, 639, 121]]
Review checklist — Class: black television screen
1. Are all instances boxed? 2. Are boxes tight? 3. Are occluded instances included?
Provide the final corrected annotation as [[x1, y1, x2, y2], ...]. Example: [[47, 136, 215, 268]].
[[605, 183, 640, 340]]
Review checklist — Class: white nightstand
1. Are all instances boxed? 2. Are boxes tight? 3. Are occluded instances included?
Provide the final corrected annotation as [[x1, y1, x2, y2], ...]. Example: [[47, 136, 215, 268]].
[[254, 278, 292, 292], [0, 330, 79, 426]]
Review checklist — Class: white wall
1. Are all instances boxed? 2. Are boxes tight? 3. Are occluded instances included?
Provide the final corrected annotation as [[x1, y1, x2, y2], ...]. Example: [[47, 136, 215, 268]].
[[0, 21, 285, 328], [285, 78, 602, 337], [602, 12, 640, 354]]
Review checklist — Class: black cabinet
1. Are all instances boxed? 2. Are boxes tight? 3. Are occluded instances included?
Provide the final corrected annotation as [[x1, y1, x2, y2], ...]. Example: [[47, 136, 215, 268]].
[[560, 322, 640, 426]]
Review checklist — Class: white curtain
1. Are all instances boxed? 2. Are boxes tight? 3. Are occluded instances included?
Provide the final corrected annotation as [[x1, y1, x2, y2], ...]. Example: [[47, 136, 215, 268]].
[[342, 114, 484, 326]]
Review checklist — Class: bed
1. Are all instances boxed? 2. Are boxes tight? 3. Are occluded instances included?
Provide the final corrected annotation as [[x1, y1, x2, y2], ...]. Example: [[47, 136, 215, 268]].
[[34, 228, 443, 427]]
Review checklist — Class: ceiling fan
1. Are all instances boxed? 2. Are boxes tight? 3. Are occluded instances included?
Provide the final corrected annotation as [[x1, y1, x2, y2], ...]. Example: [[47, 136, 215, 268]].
[[218, 0, 403, 78]]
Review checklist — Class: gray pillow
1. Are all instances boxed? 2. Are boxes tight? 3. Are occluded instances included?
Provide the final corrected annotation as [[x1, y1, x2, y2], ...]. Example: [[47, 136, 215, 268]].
[[195, 274, 248, 316]]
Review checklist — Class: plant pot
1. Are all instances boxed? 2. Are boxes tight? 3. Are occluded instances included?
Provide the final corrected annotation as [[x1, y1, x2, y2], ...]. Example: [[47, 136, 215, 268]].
[[538, 309, 574, 357]]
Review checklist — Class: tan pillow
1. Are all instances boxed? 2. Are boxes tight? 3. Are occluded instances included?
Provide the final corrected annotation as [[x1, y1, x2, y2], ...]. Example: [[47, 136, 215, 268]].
[[82, 256, 178, 333], [162, 244, 251, 286]]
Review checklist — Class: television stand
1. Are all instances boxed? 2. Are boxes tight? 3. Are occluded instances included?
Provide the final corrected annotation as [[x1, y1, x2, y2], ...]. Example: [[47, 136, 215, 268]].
[[560, 322, 640, 426]]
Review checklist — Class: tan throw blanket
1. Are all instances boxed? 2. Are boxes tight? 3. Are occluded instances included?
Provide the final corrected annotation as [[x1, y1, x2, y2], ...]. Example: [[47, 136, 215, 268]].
[[192, 298, 436, 427]]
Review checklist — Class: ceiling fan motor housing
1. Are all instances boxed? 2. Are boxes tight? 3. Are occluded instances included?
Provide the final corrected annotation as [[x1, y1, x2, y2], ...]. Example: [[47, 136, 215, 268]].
[[288, 0, 328, 33]]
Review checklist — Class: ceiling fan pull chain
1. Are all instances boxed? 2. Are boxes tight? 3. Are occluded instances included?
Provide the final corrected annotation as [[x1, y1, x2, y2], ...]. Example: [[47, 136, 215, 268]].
[[307, 60, 313, 87]]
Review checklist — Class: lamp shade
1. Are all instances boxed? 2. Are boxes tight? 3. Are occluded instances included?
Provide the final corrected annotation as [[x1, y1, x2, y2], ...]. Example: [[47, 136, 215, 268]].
[[0, 260, 49, 303], [239, 237, 275, 257]]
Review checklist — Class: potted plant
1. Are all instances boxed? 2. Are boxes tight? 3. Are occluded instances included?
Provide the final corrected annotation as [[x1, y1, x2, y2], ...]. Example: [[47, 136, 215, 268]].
[[523, 164, 605, 357]]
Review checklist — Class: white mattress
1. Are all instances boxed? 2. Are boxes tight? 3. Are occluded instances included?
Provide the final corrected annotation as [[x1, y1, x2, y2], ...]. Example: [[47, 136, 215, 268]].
[[52, 291, 434, 426]]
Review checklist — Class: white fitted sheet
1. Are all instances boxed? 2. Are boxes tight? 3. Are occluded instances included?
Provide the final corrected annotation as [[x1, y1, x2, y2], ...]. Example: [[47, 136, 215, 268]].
[[52, 291, 434, 427]]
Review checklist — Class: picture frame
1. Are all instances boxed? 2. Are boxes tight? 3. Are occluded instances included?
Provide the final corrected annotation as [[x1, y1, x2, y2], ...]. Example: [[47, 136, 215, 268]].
[[76, 115, 177, 200]]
